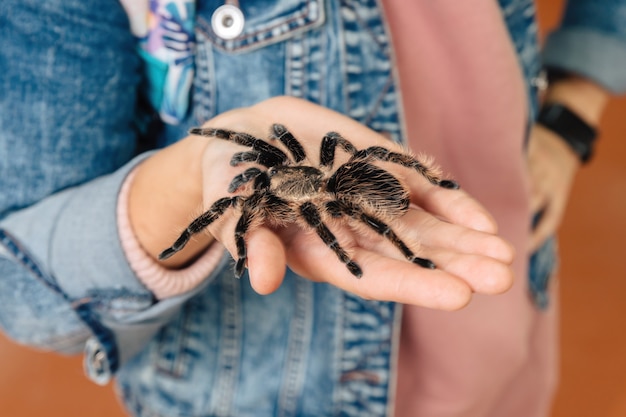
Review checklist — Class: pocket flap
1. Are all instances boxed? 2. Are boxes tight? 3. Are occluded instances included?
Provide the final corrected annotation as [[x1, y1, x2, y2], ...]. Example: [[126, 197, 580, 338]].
[[198, 0, 325, 53]]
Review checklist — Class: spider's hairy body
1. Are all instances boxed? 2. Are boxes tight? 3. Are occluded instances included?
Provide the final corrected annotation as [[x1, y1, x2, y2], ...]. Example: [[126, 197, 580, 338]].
[[328, 161, 410, 218], [269, 166, 324, 201], [159, 124, 459, 278]]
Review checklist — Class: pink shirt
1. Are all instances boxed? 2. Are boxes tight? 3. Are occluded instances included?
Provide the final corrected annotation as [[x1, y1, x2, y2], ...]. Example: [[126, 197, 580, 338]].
[[385, 2, 556, 417]]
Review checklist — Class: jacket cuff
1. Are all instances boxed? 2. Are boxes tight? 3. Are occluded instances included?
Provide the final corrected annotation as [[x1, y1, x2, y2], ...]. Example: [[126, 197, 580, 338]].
[[542, 28, 626, 94], [117, 169, 226, 299]]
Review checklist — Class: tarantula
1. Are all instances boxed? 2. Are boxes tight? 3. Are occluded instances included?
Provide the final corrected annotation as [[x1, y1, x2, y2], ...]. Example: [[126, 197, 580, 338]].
[[158, 124, 459, 278]]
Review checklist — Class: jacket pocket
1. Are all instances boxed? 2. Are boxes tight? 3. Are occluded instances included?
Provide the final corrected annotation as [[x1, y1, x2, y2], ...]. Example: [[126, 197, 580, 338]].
[[197, 0, 325, 53]]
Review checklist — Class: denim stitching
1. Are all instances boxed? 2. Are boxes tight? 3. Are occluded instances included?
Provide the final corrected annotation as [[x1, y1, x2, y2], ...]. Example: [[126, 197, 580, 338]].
[[213, 272, 242, 416], [197, 0, 324, 53], [193, 31, 216, 124], [278, 277, 314, 416], [337, 294, 395, 417]]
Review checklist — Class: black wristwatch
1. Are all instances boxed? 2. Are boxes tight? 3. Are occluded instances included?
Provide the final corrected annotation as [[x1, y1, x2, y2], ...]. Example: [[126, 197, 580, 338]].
[[536, 102, 598, 164]]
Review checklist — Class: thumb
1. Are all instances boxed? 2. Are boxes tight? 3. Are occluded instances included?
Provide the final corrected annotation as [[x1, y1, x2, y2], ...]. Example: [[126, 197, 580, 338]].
[[246, 227, 288, 294]]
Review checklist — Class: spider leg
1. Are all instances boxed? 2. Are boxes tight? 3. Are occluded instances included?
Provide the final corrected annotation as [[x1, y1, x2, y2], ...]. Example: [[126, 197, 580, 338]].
[[159, 196, 241, 260], [232, 193, 291, 278], [361, 213, 436, 269], [228, 168, 267, 192], [326, 201, 436, 269], [299, 201, 363, 277], [319, 132, 358, 168], [190, 127, 289, 167], [325, 200, 345, 218], [269, 124, 306, 163], [233, 204, 255, 278], [353, 146, 459, 189], [230, 151, 261, 166], [189, 127, 257, 146]]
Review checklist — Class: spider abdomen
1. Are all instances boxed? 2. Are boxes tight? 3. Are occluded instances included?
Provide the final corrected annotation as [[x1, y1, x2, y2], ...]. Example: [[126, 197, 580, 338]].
[[328, 161, 410, 217]]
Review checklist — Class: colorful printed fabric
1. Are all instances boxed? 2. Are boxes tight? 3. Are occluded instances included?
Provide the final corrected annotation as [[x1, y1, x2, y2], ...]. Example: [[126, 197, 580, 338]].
[[120, 0, 196, 124]]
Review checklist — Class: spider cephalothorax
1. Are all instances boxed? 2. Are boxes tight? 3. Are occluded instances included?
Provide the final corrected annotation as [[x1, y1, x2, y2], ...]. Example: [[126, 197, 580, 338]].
[[159, 124, 459, 278]]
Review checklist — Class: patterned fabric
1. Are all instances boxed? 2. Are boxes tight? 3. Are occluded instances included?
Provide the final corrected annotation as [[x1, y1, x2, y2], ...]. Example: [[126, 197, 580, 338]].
[[120, 0, 196, 124]]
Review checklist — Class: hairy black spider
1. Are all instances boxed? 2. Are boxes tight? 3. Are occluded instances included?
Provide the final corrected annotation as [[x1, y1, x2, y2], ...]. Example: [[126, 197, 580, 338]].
[[159, 124, 459, 278]]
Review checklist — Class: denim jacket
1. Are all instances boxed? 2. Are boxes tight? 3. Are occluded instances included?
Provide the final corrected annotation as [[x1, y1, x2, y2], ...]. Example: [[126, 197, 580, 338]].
[[1, 0, 626, 416]]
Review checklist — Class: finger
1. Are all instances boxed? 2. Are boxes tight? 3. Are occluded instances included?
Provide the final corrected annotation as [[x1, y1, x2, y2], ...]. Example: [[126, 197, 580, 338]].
[[529, 189, 547, 215], [210, 213, 289, 295], [346, 213, 514, 295], [356, 230, 515, 295], [402, 209, 515, 263], [246, 227, 288, 295], [406, 179, 498, 234], [528, 162, 549, 215], [413, 247, 515, 295], [351, 208, 515, 268], [529, 205, 560, 252], [288, 246, 475, 310]]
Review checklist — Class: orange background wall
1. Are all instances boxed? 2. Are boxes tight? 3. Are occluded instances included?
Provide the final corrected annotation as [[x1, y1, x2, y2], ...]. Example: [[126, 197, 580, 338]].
[[1, 1, 625, 416]]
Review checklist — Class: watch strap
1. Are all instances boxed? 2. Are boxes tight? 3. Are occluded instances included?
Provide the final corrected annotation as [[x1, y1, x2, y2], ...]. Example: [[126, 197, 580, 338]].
[[537, 103, 598, 164]]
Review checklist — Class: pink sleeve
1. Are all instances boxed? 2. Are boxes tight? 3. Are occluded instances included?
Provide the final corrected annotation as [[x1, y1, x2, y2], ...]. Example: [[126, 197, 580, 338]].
[[117, 169, 226, 299]]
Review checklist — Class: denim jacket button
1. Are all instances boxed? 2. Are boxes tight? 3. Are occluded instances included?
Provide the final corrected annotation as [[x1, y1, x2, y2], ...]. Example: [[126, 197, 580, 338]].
[[84, 337, 112, 386], [211, 4, 245, 40]]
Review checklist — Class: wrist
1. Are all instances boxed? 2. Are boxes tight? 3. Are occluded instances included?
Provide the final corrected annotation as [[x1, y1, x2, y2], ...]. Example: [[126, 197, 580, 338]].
[[543, 74, 609, 126], [536, 103, 597, 164], [129, 135, 214, 268], [538, 74, 609, 164]]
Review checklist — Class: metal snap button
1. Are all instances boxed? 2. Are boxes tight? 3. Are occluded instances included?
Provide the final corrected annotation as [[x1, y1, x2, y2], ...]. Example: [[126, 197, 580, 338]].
[[211, 4, 245, 40], [84, 337, 112, 386]]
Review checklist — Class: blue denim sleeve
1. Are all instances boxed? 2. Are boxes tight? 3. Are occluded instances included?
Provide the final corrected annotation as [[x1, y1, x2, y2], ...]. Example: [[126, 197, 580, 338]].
[[0, 0, 209, 383], [542, 0, 626, 93]]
